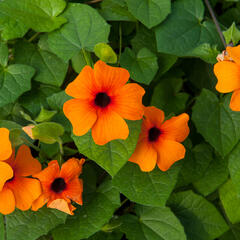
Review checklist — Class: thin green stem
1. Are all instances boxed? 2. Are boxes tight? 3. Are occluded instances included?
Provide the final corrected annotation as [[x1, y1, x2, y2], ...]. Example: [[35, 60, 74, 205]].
[[120, 198, 128, 207], [4, 216, 7, 240], [58, 138, 64, 166], [118, 23, 122, 66], [21, 137, 40, 152], [82, 48, 93, 67], [28, 32, 41, 43], [204, 0, 226, 47]]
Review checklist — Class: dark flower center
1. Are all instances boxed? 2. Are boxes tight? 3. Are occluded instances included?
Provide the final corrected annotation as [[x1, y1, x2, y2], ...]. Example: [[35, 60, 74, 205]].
[[6, 175, 14, 183], [51, 178, 66, 193], [94, 92, 111, 108], [148, 127, 161, 142]]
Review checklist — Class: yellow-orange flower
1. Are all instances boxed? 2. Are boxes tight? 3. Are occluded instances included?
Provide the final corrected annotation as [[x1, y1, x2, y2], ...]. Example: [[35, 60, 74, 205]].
[[214, 45, 240, 111], [32, 158, 85, 215], [129, 106, 190, 172], [0, 145, 42, 215], [0, 128, 12, 161], [63, 60, 145, 145]]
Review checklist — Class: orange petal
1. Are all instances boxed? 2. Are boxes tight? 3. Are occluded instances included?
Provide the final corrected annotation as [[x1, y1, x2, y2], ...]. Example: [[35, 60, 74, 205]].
[[113, 83, 145, 120], [13, 145, 41, 177], [161, 113, 190, 142], [32, 194, 48, 211], [65, 65, 96, 99], [48, 199, 75, 215], [0, 162, 13, 191], [94, 60, 130, 93], [33, 160, 60, 184], [155, 140, 186, 171], [0, 187, 15, 215], [63, 99, 97, 136], [60, 158, 85, 182], [144, 106, 165, 127], [227, 46, 240, 64], [230, 89, 240, 111], [92, 110, 129, 145], [0, 128, 12, 161], [129, 139, 157, 172], [9, 177, 42, 211], [214, 61, 240, 93], [64, 178, 83, 205]]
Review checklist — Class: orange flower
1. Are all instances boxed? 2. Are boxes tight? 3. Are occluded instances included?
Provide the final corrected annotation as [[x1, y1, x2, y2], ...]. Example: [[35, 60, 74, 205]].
[[63, 60, 145, 145], [0, 128, 12, 161], [0, 145, 42, 215], [214, 45, 240, 111], [32, 158, 85, 215], [129, 106, 190, 172]]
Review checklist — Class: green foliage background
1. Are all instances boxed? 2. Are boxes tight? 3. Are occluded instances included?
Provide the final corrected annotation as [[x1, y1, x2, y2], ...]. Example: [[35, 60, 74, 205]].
[[0, 0, 240, 239]]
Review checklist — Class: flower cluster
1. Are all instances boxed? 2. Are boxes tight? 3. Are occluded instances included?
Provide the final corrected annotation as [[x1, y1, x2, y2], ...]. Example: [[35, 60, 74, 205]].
[[0, 128, 84, 215], [64, 60, 190, 172], [0, 60, 190, 216]]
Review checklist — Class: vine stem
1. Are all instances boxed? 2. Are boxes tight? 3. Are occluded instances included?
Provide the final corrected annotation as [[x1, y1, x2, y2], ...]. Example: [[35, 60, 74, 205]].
[[4, 216, 7, 240], [118, 23, 122, 66], [82, 48, 93, 67], [21, 137, 40, 152], [204, 0, 227, 47], [86, 0, 103, 4], [28, 32, 40, 43]]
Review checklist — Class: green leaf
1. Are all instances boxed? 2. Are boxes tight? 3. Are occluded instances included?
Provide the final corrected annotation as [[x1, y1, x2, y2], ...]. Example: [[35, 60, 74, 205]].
[[72, 120, 141, 177], [0, 41, 8, 67], [151, 77, 189, 115], [32, 122, 64, 144], [14, 41, 68, 87], [125, 0, 171, 28], [113, 162, 180, 207], [177, 144, 213, 187], [19, 84, 60, 117], [0, 64, 35, 108], [228, 141, 240, 196], [47, 91, 72, 111], [47, 3, 110, 62], [0, 215, 4, 240], [193, 155, 228, 196], [35, 107, 57, 123], [0, 0, 67, 33], [219, 180, 240, 224], [168, 190, 229, 240], [99, 0, 136, 22], [192, 89, 240, 157], [219, 224, 240, 240], [0, 17, 28, 41], [120, 48, 158, 85], [189, 43, 219, 64], [223, 22, 240, 45], [155, 0, 222, 56], [120, 205, 186, 240], [71, 51, 88, 74], [6, 208, 67, 240], [52, 180, 120, 240], [94, 43, 117, 64]]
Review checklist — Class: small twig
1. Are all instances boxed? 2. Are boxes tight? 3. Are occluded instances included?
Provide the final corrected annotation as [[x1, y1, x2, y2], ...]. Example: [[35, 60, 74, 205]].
[[86, 0, 103, 4], [204, 0, 226, 47]]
